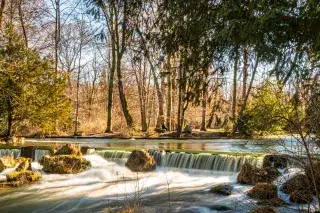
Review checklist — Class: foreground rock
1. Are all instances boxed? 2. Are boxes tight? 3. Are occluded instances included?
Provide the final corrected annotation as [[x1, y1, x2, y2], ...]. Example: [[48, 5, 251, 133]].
[[54, 144, 81, 156], [125, 150, 156, 172], [289, 190, 313, 204], [237, 163, 280, 184], [248, 183, 278, 200], [39, 155, 91, 174], [257, 197, 285, 207], [15, 158, 32, 172], [250, 206, 276, 213], [1, 158, 41, 187], [306, 161, 320, 192], [0, 156, 17, 172], [209, 184, 233, 196], [281, 174, 311, 194], [262, 154, 288, 169]]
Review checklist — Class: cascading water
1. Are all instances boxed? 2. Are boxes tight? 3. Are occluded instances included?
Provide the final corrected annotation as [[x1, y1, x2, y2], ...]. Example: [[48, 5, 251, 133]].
[[95, 150, 131, 159], [148, 150, 262, 172], [34, 149, 51, 162], [0, 149, 21, 159]]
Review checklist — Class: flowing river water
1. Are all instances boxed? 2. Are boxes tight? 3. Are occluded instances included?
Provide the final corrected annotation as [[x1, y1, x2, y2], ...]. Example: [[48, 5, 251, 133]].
[[0, 137, 316, 213]]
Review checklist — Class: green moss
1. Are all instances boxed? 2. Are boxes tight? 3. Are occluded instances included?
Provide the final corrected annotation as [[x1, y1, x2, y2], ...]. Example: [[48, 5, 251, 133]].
[[0, 145, 21, 149], [95, 147, 143, 152], [6, 171, 41, 182], [160, 149, 263, 157]]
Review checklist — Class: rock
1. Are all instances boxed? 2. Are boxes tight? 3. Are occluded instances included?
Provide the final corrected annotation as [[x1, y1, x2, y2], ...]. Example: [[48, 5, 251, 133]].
[[289, 190, 313, 204], [54, 144, 81, 156], [237, 163, 280, 184], [183, 125, 194, 134], [281, 174, 311, 194], [263, 154, 288, 169], [257, 197, 285, 207], [248, 183, 278, 200], [6, 170, 41, 182], [209, 184, 233, 196], [15, 158, 32, 172], [0, 156, 17, 172], [209, 205, 232, 211], [250, 206, 276, 213], [2, 170, 42, 187], [306, 161, 320, 192], [39, 155, 91, 174], [125, 150, 156, 172], [80, 146, 89, 155]]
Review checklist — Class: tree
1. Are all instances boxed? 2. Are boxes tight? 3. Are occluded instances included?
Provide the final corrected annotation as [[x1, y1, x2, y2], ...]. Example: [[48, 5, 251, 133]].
[[0, 25, 70, 141]]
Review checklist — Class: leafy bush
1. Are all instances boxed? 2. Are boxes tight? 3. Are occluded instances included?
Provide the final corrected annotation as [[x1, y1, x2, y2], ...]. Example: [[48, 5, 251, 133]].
[[240, 80, 295, 135]]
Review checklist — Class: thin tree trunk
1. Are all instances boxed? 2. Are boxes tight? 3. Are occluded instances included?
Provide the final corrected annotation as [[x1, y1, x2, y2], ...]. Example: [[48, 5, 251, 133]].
[[74, 19, 84, 136], [106, 32, 116, 132], [117, 54, 134, 127], [177, 63, 186, 138], [166, 54, 172, 131], [0, 0, 6, 31], [232, 49, 239, 121], [18, 0, 28, 48], [147, 56, 164, 129], [200, 88, 207, 131], [242, 45, 248, 101], [6, 97, 13, 141]]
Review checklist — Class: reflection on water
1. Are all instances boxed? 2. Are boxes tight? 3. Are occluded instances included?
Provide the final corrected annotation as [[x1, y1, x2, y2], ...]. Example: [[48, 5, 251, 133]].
[[26, 136, 305, 154]]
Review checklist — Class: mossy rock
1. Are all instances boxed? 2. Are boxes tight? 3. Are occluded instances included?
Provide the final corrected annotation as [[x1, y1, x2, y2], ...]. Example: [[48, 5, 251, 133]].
[[54, 144, 81, 156], [237, 163, 280, 185], [0, 156, 17, 172], [15, 158, 32, 172], [209, 184, 233, 196], [248, 183, 278, 200], [125, 150, 156, 172], [6, 170, 41, 182], [281, 174, 311, 194], [39, 155, 91, 174], [250, 206, 276, 213], [289, 190, 313, 204], [306, 161, 320, 192], [257, 197, 285, 207]]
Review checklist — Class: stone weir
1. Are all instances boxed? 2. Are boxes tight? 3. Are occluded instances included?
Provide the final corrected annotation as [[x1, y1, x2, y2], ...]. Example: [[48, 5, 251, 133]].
[[148, 150, 263, 172], [95, 149, 264, 172]]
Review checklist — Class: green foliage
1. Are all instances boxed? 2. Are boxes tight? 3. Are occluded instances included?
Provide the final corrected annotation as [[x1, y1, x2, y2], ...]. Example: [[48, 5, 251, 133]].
[[0, 25, 71, 137], [306, 83, 320, 140], [241, 80, 295, 135]]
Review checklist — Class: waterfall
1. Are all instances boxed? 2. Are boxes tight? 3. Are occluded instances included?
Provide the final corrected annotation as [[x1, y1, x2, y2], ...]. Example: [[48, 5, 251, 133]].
[[0, 149, 21, 159], [96, 150, 131, 159], [148, 150, 262, 172], [34, 149, 51, 162]]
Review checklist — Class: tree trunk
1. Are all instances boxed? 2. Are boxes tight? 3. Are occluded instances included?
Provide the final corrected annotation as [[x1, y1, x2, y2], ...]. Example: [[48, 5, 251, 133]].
[[166, 54, 172, 131], [6, 98, 13, 141], [0, 0, 6, 31], [117, 54, 134, 127], [232, 49, 239, 121], [147, 56, 164, 129], [177, 64, 186, 138], [74, 16, 84, 136], [105, 32, 116, 132], [242, 45, 248, 101], [18, 0, 28, 48], [200, 88, 207, 131]]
